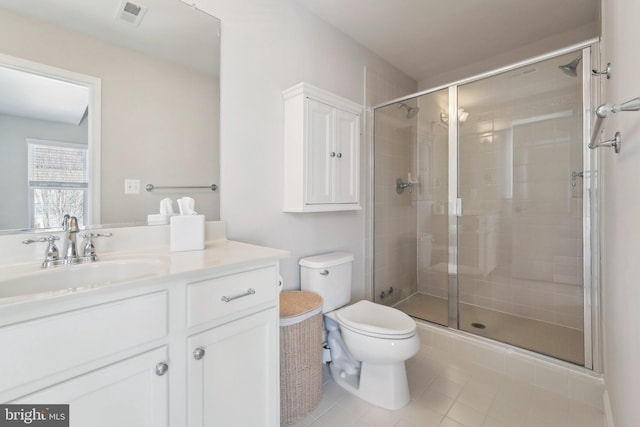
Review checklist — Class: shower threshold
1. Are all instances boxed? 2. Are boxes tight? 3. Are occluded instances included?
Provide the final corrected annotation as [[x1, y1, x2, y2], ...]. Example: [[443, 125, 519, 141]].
[[394, 292, 584, 366]]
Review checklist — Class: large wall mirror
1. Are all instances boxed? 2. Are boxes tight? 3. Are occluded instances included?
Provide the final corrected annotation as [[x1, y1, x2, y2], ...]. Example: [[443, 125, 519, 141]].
[[0, 0, 220, 233]]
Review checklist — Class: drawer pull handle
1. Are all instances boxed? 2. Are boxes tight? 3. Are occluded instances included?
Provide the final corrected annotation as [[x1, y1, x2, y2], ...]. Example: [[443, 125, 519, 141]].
[[155, 362, 169, 376], [221, 288, 256, 303], [320, 270, 329, 276]]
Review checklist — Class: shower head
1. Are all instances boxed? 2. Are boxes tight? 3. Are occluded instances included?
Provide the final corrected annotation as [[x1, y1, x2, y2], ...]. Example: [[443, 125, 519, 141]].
[[397, 102, 419, 119], [559, 54, 582, 77]]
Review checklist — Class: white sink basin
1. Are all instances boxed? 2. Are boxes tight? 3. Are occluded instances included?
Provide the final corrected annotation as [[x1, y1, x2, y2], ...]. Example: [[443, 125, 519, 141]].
[[0, 259, 166, 301]]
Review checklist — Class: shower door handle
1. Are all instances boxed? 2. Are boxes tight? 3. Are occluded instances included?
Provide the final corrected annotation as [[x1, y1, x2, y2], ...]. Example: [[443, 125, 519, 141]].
[[455, 198, 464, 217]]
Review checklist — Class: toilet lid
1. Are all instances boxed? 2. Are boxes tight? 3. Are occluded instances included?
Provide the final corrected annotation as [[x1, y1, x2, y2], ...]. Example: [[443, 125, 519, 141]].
[[336, 300, 416, 339]]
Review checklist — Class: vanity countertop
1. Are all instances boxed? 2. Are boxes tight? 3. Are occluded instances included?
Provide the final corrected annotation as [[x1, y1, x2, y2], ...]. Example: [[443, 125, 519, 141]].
[[120, 237, 289, 279], [0, 230, 288, 325]]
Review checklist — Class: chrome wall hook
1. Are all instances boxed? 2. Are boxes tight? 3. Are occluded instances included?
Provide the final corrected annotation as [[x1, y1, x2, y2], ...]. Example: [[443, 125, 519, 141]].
[[592, 63, 612, 79]]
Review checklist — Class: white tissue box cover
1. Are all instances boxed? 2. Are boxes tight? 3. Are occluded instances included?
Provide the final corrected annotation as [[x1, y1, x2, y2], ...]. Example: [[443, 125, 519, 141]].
[[170, 215, 205, 251], [148, 214, 171, 225]]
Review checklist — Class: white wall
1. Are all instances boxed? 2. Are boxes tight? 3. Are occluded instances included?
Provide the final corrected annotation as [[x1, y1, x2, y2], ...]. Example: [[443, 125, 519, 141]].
[[192, 0, 415, 297], [601, 0, 640, 425]]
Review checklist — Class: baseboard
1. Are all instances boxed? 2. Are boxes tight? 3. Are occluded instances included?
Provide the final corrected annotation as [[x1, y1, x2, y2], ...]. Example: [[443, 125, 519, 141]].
[[603, 390, 615, 427]]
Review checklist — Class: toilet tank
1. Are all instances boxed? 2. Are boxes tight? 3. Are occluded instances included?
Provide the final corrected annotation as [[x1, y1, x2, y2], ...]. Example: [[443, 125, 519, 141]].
[[300, 252, 354, 313]]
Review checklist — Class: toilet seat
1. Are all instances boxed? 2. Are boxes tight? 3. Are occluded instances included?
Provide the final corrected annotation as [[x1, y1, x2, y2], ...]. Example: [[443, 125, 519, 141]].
[[336, 300, 416, 339]]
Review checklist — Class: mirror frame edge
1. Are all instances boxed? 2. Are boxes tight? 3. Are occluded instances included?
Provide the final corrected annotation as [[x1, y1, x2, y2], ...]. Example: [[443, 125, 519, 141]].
[[0, 52, 102, 229]]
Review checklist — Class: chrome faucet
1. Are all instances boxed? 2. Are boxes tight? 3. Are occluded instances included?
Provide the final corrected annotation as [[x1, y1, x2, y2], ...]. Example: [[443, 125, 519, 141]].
[[61, 214, 80, 262], [22, 216, 112, 268]]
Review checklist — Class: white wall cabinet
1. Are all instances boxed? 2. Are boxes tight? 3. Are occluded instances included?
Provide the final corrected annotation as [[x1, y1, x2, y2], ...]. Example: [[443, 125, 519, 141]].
[[283, 82, 361, 212]]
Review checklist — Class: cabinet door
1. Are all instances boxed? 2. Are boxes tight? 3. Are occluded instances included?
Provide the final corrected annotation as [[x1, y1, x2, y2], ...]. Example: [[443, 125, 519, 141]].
[[188, 308, 278, 427], [333, 107, 359, 203], [12, 347, 169, 427], [306, 98, 335, 204]]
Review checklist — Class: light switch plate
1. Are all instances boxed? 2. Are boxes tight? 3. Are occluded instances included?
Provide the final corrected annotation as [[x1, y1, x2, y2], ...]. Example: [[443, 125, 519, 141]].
[[124, 179, 141, 194]]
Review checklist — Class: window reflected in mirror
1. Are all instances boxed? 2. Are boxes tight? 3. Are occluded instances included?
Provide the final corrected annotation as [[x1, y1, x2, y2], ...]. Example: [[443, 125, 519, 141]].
[[28, 140, 88, 229]]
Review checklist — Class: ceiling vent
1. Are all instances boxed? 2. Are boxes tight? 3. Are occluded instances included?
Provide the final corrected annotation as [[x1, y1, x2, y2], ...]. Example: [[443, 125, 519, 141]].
[[116, 0, 148, 27]]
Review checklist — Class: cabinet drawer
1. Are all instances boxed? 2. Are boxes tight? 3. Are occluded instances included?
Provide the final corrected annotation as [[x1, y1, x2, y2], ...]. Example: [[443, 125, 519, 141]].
[[0, 291, 168, 393], [187, 266, 277, 327]]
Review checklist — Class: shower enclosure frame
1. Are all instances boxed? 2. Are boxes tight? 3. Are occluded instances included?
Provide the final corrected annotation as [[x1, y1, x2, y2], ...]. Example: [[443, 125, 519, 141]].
[[370, 39, 601, 371]]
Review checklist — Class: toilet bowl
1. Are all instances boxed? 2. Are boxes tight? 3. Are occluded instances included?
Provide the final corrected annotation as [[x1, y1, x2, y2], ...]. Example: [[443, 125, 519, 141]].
[[300, 252, 419, 410], [326, 300, 419, 410]]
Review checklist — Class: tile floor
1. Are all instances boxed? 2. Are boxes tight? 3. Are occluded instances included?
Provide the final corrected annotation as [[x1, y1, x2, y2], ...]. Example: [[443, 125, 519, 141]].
[[285, 343, 604, 427]]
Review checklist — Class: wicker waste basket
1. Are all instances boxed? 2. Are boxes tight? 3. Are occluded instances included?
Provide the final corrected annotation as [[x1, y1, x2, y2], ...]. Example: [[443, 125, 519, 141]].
[[279, 290, 323, 426]]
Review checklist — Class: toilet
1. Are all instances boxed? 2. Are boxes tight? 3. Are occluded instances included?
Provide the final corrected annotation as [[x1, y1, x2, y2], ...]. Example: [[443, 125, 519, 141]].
[[300, 252, 419, 410]]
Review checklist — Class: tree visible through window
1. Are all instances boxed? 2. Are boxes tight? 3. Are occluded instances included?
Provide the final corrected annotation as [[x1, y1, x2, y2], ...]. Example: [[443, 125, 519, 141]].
[[27, 140, 88, 229]]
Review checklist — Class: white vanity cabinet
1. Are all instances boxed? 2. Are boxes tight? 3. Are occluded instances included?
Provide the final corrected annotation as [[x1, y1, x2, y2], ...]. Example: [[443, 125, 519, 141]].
[[283, 82, 361, 212], [0, 235, 286, 427], [187, 308, 278, 427], [0, 290, 170, 427], [186, 266, 279, 427], [14, 347, 169, 427]]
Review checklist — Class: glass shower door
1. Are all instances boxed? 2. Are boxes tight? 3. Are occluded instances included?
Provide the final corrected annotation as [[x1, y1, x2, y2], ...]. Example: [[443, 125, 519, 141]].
[[456, 52, 585, 364], [373, 89, 449, 326]]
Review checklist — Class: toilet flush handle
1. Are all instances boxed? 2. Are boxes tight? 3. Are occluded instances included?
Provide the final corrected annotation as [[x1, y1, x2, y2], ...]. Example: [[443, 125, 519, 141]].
[[320, 270, 329, 276]]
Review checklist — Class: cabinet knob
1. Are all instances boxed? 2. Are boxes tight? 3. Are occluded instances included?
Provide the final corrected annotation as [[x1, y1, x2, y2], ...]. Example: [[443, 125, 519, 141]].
[[155, 362, 169, 376], [193, 347, 206, 360], [329, 151, 336, 157], [336, 152, 342, 158]]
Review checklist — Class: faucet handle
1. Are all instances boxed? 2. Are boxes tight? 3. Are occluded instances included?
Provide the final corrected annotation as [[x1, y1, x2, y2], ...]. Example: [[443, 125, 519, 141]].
[[23, 235, 60, 268], [22, 235, 59, 245], [82, 232, 112, 260], [83, 232, 113, 239]]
